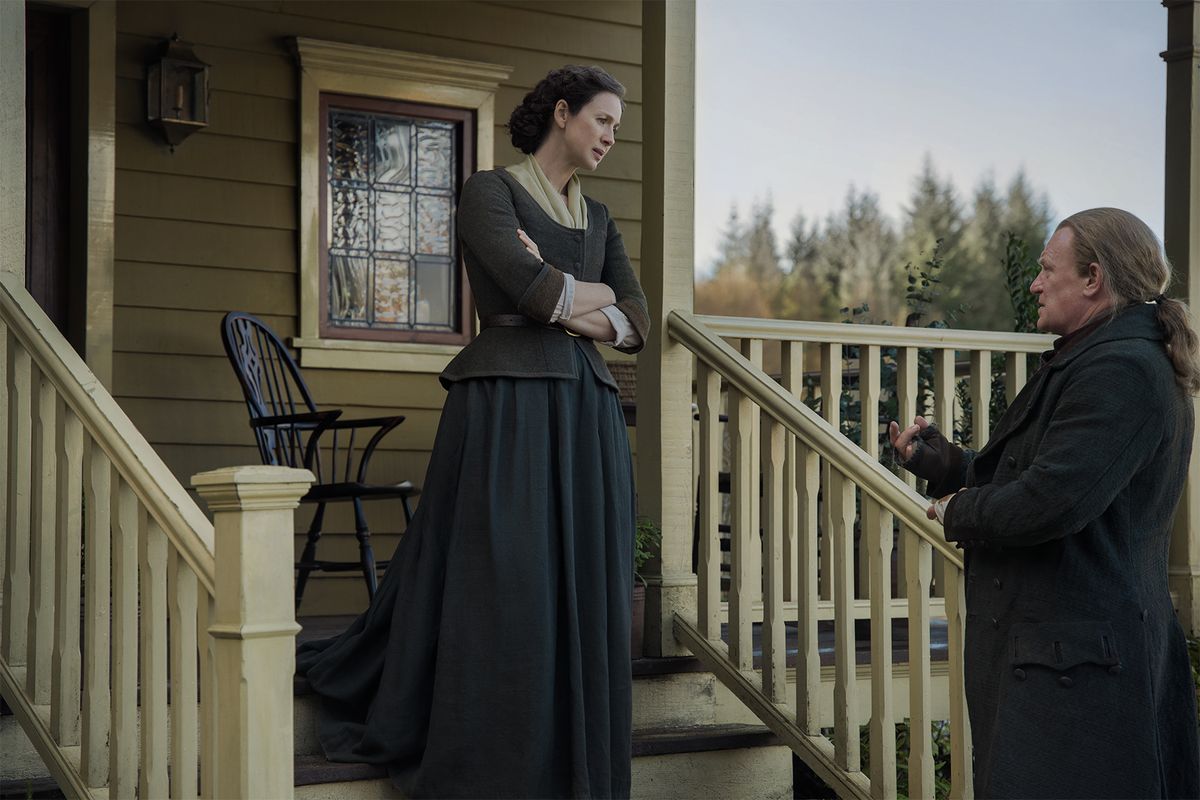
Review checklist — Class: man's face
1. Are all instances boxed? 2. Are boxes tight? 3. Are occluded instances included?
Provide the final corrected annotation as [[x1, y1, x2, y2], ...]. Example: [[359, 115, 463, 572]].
[[1030, 227, 1099, 335]]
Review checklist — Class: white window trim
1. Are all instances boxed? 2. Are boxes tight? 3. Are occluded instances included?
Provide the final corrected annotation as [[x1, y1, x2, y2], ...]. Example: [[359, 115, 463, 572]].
[[292, 37, 511, 373]]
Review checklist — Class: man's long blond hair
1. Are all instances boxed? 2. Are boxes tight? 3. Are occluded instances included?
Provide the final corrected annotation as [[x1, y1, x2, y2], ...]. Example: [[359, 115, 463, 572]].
[[1059, 207, 1200, 394]]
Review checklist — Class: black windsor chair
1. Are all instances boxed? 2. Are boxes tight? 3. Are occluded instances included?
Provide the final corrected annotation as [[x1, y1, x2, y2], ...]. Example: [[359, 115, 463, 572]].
[[220, 312, 419, 607]]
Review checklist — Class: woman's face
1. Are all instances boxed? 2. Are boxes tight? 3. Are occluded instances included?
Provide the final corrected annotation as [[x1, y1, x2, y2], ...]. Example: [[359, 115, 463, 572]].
[[555, 91, 622, 171]]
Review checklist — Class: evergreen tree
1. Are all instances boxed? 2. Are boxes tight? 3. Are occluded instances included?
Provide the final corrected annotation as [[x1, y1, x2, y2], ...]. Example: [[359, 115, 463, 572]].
[[744, 198, 784, 289], [1001, 169, 1053, 258], [816, 187, 900, 320], [950, 175, 1012, 330]]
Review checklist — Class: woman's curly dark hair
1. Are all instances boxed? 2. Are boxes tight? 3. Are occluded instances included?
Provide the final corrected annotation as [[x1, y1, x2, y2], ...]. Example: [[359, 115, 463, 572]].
[[507, 65, 626, 154]]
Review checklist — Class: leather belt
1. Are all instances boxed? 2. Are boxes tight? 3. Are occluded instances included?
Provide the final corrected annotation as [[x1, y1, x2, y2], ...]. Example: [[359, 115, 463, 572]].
[[479, 314, 582, 337]]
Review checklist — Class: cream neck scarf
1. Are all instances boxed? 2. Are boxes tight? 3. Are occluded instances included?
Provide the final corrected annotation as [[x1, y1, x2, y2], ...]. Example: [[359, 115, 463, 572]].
[[505, 154, 588, 230]]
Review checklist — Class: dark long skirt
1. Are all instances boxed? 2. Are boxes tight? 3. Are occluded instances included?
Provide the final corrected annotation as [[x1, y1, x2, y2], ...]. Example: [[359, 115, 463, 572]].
[[297, 352, 635, 799]]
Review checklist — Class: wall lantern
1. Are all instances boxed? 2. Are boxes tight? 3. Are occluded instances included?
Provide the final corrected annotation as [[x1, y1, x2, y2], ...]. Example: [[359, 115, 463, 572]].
[[146, 34, 210, 149]]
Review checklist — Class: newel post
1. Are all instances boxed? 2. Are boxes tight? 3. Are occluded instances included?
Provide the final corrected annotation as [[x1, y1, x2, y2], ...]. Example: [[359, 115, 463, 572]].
[[192, 465, 313, 800]]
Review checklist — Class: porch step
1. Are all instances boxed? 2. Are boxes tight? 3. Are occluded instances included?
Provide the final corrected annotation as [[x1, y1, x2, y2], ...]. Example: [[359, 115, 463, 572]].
[[293, 724, 791, 800], [294, 617, 791, 798], [0, 713, 52, 789], [0, 776, 65, 800]]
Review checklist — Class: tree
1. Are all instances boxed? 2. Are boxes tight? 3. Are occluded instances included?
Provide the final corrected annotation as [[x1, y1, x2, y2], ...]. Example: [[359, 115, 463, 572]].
[[900, 155, 965, 323], [818, 187, 901, 319], [951, 175, 1012, 330], [1001, 169, 1053, 260]]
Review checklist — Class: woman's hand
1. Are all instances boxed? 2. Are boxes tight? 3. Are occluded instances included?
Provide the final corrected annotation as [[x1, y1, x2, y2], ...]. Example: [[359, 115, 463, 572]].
[[888, 415, 930, 463], [516, 229, 542, 262]]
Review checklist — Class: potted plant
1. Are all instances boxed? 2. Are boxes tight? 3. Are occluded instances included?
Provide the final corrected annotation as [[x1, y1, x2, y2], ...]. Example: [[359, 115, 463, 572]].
[[631, 516, 662, 659]]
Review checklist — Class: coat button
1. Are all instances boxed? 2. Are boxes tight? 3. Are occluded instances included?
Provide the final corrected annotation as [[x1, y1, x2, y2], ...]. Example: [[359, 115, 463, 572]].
[[1109, 665, 1123, 676], [991, 617, 999, 629], [1013, 668, 1026, 681], [1140, 609, 1148, 621], [993, 578, 1003, 590], [1006, 456, 1017, 468], [1058, 676, 1074, 688]]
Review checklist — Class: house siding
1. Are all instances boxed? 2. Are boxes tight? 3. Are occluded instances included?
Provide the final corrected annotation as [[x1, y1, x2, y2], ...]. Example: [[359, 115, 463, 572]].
[[111, 0, 643, 614]]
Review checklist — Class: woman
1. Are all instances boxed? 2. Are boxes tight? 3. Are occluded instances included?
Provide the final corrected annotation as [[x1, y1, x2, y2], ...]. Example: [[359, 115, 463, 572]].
[[889, 208, 1200, 798], [298, 65, 648, 799]]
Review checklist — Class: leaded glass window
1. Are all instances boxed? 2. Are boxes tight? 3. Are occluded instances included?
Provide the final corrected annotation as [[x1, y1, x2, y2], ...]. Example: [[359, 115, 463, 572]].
[[320, 94, 472, 343]]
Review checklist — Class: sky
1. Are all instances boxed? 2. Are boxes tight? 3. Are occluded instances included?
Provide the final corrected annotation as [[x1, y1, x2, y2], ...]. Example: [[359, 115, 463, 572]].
[[694, 0, 1167, 276]]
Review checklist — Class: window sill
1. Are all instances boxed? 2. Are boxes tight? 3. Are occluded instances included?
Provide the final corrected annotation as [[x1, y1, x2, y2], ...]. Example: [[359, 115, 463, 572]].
[[292, 337, 461, 374]]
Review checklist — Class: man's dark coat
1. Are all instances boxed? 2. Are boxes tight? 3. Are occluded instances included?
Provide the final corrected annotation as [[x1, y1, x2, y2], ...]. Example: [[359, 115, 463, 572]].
[[936, 304, 1199, 798]]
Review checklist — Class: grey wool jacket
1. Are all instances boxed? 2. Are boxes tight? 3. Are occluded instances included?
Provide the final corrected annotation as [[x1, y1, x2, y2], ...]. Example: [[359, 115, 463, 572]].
[[441, 168, 649, 390], [925, 304, 1198, 799]]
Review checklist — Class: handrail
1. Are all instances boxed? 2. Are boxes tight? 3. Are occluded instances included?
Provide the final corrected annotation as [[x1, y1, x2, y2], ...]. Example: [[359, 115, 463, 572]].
[[699, 312, 1055, 352], [669, 309, 963, 568], [0, 272, 216, 593]]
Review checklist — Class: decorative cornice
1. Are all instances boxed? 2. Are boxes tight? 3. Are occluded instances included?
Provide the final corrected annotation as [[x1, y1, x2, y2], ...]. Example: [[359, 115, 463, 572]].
[[192, 466, 314, 512], [207, 622, 303, 640], [290, 37, 512, 90]]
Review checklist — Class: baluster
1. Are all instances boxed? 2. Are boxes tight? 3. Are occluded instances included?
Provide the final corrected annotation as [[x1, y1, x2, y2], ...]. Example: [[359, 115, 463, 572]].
[[50, 403, 83, 744], [944, 566, 974, 799], [741, 339, 762, 601], [820, 342, 841, 601], [933, 350, 955, 445], [905, 526, 934, 799], [110, 476, 138, 799], [728, 380, 755, 669], [81, 439, 111, 787], [895, 347, 918, 601], [199, 593, 217, 799], [0, 321, 8, 637], [795, 440, 821, 734], [831, 468, 859, 771], [859, 345, 881, 600], [931, 349, 956, 600], [866, 495, 896, 799], [2, 341, 31, 666], [970, 350, 991, 448], [170, 550, 201, 800], [1005, 350, 1027, 404], [696, 362, 722, 640], [140, 512, 170, 799], [761, 417, 786, 702], [781, 341, 802, 604], [27, 367, 57, 704]]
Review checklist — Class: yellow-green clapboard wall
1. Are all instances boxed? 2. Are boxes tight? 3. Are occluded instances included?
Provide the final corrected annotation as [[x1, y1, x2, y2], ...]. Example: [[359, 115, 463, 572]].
[[111, 0, 644, 615]]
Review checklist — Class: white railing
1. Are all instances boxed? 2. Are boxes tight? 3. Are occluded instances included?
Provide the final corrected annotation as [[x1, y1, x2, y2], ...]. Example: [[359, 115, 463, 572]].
[[671, 311, 1049, 799], [0, 271, 312, 799]]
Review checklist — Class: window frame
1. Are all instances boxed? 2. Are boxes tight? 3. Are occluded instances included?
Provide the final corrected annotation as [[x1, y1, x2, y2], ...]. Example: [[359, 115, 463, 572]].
[[318, 93, 474, 346], [292, 38, 511, 373]]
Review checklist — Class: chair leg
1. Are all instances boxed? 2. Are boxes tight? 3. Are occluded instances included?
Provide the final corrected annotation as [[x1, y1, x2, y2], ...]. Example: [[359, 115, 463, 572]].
[[353, 498, 378, 599], [295, 503, 327, 609]]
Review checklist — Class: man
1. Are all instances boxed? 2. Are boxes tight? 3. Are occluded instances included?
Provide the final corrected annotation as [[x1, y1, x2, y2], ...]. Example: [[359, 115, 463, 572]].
[[890, 208, 1200, 798]]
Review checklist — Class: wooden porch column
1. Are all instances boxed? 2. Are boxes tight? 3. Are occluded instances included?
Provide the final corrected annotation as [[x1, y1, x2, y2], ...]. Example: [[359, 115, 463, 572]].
[[0, 0, 24, 280], [193, 465, 313, 800], [637, 0, 696, 657], [1164, 0, 1200, 635]]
